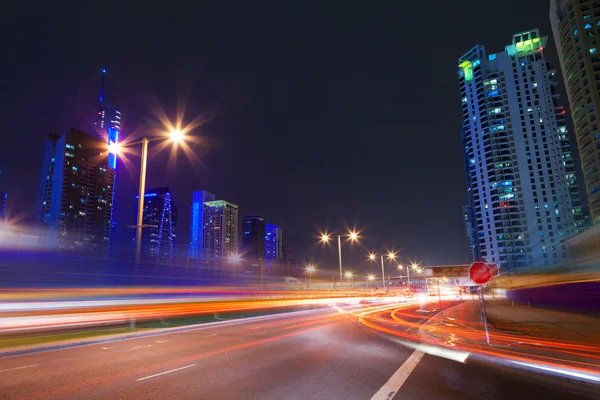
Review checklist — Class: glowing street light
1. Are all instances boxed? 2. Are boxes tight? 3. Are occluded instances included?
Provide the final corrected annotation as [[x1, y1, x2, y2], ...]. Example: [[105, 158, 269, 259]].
[[117, 128, 188, 265], [368, 253, 376, 261], [368, 250, 398, 292], [305, 264, 316, 288], [387, 251, 397, 261], [317, 228, 361, 285], [228, 253, 242, 263], [367, 274, 375, 281], [344, 271, 354, 289]]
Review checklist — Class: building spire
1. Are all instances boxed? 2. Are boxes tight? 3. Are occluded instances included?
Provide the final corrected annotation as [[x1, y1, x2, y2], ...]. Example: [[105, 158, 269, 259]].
[[99, 69, 106, 102]]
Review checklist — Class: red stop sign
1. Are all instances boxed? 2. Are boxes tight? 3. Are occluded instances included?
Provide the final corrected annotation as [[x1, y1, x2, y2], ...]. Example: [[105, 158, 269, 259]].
[[469, 262, 492, 285]]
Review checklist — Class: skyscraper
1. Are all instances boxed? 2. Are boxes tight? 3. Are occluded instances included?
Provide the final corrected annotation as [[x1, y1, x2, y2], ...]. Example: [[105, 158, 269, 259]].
[[550, 0, 600, 225], [201, 200, 238, 268], [37, 129, 115, 251], [93, 69, 121, 169], [0, 192, 6, 220], [462, 205, 477, 263], [265, 223, 282, 271], [242, 215, 266, 267], [135, 187, 177, 264], [459, 29, 583, 270], [188, 190, 216, 259]]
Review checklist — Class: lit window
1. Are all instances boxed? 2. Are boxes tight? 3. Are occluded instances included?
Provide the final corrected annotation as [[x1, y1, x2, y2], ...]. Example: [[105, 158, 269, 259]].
[[488, 54, 496, 61], [585, 23, 593, 29], [591, 48, 598, 54], [72, 166, 78, 171], [574, 29, 579, 35]]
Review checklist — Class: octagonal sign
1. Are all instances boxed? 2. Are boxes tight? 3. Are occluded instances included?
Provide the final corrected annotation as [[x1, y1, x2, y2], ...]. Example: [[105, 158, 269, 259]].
[[469, 262, 493, 285]]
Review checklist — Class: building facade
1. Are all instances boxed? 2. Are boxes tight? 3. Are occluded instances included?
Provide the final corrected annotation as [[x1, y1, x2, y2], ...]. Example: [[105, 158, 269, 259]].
[[37, 129, 115, 251], [551, 0, 600, 225], [94, 69, 121, 169], [459, 30, 583, 270], [242, 215, 266, 268], [136, 187, 177, 264], [188, 190, 216, 260], [265, 223, 282, 271], [462, 205, 477, 263], [201, 200, 238, 268]]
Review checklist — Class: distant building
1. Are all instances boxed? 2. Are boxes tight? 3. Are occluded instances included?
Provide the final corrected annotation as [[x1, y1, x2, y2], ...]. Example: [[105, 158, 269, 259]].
[[93, 69, 121, 170], [135, 187, 177, 264], [242, 215, 266, 268], [201, 200, 239, 268], [265, 223, 282, 272], [458, 29, 584, 270], [37, 129, 115, 251], [550, 1, 600, 225], [281, 245, 297, 277], [188, 190, 216, 260], [462, 205, 477, 263], [0, 192, 6, 220]]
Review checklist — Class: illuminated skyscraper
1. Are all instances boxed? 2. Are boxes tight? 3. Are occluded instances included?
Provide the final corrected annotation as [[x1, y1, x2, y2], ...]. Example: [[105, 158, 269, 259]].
[[188, 190, 216, 259], [135, 187, 177, 264], [550, 0, 600, 226], [93, 69, 121, 169], [37, 129, 115, 251], [0, 192, 6, 220], [459, 29, 583, 270], [265, 223, 282, 271], [201, 200, 238, 268], [242, 215, 266, 267]]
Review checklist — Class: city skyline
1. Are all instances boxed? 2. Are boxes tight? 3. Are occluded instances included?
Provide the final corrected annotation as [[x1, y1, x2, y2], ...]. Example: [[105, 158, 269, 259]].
[[1, 1, 585, 269]]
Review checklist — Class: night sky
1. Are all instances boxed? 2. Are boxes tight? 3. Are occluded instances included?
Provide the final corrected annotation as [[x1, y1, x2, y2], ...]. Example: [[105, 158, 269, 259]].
[[1, 1, 564, 273]]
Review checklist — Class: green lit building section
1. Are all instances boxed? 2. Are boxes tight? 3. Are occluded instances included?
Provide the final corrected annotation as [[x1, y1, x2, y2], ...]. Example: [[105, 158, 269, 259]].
[[459, 60, 473, 81], [505, 31, 547, 56], [204, 200, 237, 208]]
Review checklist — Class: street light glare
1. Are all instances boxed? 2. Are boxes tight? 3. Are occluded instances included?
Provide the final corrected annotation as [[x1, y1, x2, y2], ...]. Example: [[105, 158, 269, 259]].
[[348, 231, 359, 241], [411, 262, 419, 270], [320, 234, 331, 243], [107, 141, 121, 155], [387, 251, 396, 260], [367, 274, 375, 281], [344, 271, 353, 278], [368, 253, 376, 261], [305, 265, 316, 273], [228, 254, 241, 263], [397, 264, 404, 270], [170, 130, 184, 143]]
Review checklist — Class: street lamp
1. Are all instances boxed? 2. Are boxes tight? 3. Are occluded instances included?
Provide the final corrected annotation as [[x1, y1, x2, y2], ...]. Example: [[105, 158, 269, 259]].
[[344, 270, 354, 289], [111, 129, 186, 265], [319, 229, 360, 286], [305, 264, 316, 288], [368, 250, 396, 292]]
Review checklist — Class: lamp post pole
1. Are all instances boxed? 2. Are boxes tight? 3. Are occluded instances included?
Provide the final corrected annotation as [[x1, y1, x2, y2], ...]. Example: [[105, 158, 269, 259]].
[[337, 235, 343, 286], [135, 137, 149, 266], [380, 255, 386, 292]]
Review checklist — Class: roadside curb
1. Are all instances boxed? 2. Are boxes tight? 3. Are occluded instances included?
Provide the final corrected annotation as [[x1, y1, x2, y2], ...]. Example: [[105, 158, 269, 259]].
[[0, 307, 326, 359]]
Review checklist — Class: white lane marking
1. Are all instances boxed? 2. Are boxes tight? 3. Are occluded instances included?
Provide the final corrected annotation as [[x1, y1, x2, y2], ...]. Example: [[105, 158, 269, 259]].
[[250, 326, 262, 330], [155, 340, 170, 343], [370, 346, 425, 400], [131, 345, 152, 350], [204, 333, 218, 337], [136, 364, 197, 382], [0, 364, 38, 373], [102, 346, 116, 350], [283, 322, 291, 325]]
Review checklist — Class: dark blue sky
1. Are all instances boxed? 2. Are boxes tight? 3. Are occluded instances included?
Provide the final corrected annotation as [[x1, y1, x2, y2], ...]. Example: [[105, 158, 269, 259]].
[[1, 1, 569, 273]]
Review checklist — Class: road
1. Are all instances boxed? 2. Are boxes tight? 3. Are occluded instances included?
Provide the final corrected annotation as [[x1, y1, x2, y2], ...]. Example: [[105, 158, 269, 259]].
[[0, 299, 594, 399]]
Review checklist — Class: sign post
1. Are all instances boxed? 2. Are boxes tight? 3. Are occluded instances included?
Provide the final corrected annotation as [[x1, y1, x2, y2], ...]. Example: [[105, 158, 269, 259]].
[[469, 262, 493, 344]]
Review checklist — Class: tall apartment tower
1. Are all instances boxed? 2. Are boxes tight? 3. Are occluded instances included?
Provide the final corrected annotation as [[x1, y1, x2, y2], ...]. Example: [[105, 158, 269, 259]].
[[135, 187, 177, 264], [265, 223, 283, 271], [94, 69, 121, 169], [550, 0, 600, 225], [188, 190, 216, 259], [462, 205, 478, 263], [37, 129, 115, 251], [201, 200, 239, 268], [242, 215, 266, 267], [459, 29, 583, 270]]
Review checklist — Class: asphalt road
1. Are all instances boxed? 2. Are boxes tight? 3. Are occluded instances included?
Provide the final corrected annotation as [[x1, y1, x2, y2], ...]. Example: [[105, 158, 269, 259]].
[[0, 301, 594, 399]]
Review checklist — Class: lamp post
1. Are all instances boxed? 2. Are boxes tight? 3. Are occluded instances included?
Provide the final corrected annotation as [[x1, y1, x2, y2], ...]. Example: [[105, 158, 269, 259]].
[[344, 271, 354, 289], [368, 251, 396, 292], [305, 264, 316, 288], [110, 130, 185, 266], [319, 229, 359, 286]]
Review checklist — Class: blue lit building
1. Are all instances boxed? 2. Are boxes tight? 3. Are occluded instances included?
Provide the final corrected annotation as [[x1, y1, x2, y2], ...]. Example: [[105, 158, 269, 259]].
[[0, 192, 6, 220], [458, 29, 584, 270], [188, 190, 215, 260], [135, 187, 177, 264], [242, 215, 266, 268], [265, 223, 282, 270], [37, 129, 115, 251], [94, 69, 121, 170]]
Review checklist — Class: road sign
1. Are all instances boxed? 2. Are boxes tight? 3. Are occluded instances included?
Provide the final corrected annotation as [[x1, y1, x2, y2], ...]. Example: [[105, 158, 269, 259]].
[[469, 262, 492, 285], [424, 265, 470, 278]]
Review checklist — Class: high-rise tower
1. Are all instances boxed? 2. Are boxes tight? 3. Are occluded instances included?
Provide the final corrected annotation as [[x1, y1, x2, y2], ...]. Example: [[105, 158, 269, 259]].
[[188, 190, 216, 260], [201, 200, 238, 268], [550, 0, 600, 225], [37, 129, 115, 251], [135, 187, 177, 264], [459, 29, 584, 270], [242, 215, 266, 267], [94, 69, 121, 169]]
